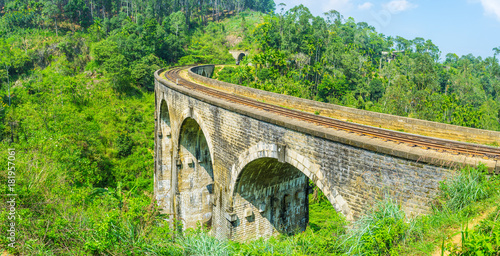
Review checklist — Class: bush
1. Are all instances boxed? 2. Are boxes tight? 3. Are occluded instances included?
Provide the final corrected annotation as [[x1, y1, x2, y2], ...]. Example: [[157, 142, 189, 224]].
[[92, 39, 118, 65], [116, 133, 133, 158], [130, 54, 163, 91]]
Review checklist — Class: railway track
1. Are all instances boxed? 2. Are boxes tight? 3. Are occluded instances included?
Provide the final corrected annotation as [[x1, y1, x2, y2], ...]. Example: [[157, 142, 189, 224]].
[[163, 67, 500, 161]]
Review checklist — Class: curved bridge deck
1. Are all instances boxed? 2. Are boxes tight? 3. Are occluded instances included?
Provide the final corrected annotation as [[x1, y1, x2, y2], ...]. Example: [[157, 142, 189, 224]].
[[164, 67, 500, 171]]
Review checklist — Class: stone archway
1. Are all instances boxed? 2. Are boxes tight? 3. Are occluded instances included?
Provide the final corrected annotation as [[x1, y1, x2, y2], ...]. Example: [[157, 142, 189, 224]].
[[228, 142, 353, 240], [177, 118, 214, 230], [229, 50, 249, 65], [234, 158, 309, 239]]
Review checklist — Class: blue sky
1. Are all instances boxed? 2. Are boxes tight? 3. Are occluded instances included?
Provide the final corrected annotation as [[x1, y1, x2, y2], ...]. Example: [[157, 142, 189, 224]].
[[278, 0, 500, 60]]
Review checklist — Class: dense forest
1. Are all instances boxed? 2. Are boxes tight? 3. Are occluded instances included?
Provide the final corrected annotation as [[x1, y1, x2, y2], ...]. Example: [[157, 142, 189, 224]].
[[0, 0, 499, 255], [214, 4, 500, 132]]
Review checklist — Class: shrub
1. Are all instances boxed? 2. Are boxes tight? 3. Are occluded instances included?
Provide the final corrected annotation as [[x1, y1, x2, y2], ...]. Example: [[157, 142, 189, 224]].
[[92, 39, 118, 65]]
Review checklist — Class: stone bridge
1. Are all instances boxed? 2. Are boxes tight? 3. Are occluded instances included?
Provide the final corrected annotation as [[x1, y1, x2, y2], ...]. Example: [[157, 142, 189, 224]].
[[154, 65, 500, 241]]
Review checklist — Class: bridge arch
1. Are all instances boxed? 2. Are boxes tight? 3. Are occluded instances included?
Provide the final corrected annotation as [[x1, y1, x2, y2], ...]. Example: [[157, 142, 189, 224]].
[[175, 114, 215, 230], [174, 107, 215, 165], [229, 50, 249, 65], [228, 142, 352, 239]]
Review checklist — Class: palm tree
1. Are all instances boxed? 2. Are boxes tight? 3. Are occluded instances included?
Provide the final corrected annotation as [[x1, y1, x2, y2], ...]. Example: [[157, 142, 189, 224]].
[[493, 46, 500, 63]]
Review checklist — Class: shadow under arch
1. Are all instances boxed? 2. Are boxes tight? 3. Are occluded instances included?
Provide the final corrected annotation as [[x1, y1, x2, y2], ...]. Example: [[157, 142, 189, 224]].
[[233, 157, 309, 239], [228, 143, 352, 240], [177, 117, 214, 230], [159, 100, 172, 173]]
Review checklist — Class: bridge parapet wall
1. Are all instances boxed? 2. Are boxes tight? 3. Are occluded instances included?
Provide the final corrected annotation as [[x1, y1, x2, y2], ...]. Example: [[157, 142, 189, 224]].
[[190, 65, 500, 147]]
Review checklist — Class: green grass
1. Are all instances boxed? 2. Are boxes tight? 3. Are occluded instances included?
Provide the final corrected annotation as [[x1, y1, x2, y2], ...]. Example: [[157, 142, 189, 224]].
[[222, 10, 264, 38], [180, 231, 231, 256], [341, 198, 409, 255], [308, 189, 347, 237], [394, 165, 500, 255], [446, 204, 500, 255], [438, 164, 492, 212]]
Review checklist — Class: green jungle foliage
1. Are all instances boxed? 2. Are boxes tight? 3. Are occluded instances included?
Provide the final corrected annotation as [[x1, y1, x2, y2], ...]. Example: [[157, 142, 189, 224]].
[[0, 0, 499, 255]]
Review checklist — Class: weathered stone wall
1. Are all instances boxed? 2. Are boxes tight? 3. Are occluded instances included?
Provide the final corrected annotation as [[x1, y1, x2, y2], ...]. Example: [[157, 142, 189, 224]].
[[190, 65, 500, 146], [155, 67, 494, 241], [155, 100, 173, 215]]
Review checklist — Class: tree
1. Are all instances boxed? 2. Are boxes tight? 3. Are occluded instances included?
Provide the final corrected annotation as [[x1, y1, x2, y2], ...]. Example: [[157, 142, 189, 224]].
[[493, 46, 500, 64], [395, 36, 411, 52], [412, 53, 439, 91], [42, 0, 62, 36], [169, 11, 186, 38], [369, 77, 384, 102], [141, 18, 158, 53], [103, 54, 131, 90], [424, 39, 440, 61], [324, 10, 343, 27], [317, 73, 348, 102], [0, 40, 13, 106], [131, 54, 163, 91], [445, 53, 459, 67], [412, 37, 425, 53]]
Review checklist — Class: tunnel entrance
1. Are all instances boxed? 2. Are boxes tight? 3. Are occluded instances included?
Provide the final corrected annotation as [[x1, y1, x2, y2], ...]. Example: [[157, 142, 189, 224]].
[[177, 118, 214, 230], [232, 158, 310, 240], [236, 53, 245, 65]]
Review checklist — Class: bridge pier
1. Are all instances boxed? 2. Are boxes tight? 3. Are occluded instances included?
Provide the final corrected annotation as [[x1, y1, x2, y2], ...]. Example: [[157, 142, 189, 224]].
[[155, 100, 173, 216]]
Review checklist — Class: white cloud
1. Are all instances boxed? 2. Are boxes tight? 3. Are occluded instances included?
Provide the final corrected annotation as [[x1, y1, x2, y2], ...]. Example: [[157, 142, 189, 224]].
[[358, 2, 373, 10], [383, 0, 417, 14], [478, 0, 500, 21]]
